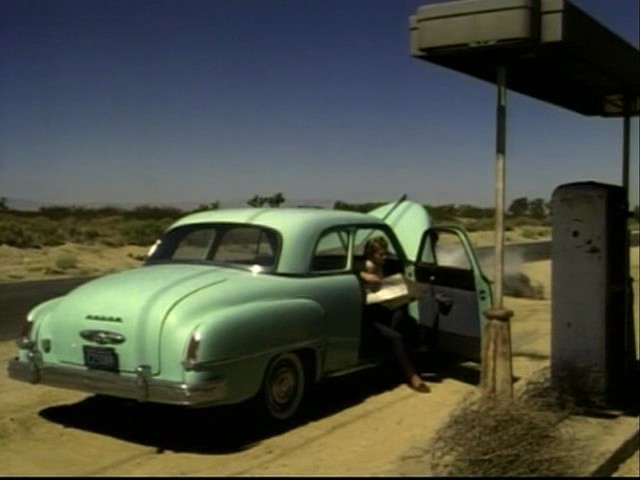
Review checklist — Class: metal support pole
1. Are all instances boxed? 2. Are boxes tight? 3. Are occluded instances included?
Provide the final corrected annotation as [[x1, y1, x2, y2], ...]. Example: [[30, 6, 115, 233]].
[[493, 65, 508, 308], [621, 97, 637, 376], [623, 108, 630, 196], [481, 65, 514, 399]]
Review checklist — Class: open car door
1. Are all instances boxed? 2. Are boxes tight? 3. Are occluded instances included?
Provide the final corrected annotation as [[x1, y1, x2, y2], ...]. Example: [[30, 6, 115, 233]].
[[414, 225, 492, 362]]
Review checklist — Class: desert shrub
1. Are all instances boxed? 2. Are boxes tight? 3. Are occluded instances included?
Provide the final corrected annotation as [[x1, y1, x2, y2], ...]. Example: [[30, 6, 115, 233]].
[[504, 272, 545, 299], [426, 369, 586, 476], [0, 218, 65, 247], [78, 228, 101, 243], [0, 220, 37, 247], [519, 226, 552, 241], [66, 225, 102, 244], [55, 252, 78, 270], [118, 219, 168, 246], [123, 206, 183, 220], [464, 218, 495, 232], [506, 216, 550, 228]]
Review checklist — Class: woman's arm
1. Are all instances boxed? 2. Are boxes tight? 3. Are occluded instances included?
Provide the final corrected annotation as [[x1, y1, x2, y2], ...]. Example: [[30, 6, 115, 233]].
[[359, 270, 382, 284]]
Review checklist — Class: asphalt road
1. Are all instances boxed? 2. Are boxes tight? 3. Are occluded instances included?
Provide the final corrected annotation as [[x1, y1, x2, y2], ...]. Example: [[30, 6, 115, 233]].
[[0, 276, 94, 341], [1, 233, 637, 342]]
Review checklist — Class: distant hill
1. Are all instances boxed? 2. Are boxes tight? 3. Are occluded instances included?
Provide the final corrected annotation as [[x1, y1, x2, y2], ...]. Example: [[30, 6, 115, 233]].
[[3, 197, 44, 211], [2, 196, 338, 212]]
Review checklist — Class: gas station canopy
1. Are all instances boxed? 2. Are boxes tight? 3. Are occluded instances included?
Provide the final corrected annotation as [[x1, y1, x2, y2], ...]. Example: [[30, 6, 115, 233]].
[[409, 0, 640, 117]]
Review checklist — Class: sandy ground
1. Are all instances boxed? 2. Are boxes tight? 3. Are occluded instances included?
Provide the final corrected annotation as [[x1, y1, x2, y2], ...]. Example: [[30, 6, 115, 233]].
[[0, 243, 148, 283], [0, 238, 637, 476]]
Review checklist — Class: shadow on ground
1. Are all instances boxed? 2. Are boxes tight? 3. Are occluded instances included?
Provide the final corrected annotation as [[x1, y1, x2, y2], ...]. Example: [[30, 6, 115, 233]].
[[38, 354, 480, 455], [38, 364, 402, 454]]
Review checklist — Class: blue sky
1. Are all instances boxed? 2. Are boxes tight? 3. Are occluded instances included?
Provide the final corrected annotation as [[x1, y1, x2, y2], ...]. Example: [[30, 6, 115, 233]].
[[1, 0, 638, 209]]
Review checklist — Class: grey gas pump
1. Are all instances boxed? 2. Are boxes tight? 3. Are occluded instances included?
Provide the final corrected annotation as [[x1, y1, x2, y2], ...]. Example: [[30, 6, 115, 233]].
[[550, 181, 634, 405]]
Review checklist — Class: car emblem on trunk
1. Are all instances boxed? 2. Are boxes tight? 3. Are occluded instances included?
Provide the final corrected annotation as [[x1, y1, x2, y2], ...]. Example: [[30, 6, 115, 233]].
[[85, 314, 123, 322], [80, 330, 126, 345]]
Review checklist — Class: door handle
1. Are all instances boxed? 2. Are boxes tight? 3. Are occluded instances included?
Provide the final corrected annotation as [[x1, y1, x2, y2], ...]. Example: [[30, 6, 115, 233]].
[[435, 293, 453, 314]]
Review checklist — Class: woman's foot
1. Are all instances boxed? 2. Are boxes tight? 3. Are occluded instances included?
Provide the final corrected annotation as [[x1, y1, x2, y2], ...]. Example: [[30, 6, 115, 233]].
[[408, 374, 430, 393]]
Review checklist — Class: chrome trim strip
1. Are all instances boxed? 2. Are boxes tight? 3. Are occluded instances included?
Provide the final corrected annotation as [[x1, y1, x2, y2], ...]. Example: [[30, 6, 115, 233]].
[[79, 329, 126, 345], [187, 338, 323, 370], [7, 359, 227, 407]]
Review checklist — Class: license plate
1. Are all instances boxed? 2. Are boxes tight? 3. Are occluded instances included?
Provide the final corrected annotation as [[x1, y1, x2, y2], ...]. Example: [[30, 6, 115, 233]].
[[83, 346, 119, 372]]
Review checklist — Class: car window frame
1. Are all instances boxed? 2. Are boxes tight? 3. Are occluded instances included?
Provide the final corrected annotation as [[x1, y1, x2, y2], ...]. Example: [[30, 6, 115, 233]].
[[144, 222, 283, 273], [309, 227, 352, 275], [307, 223, 409, 277]]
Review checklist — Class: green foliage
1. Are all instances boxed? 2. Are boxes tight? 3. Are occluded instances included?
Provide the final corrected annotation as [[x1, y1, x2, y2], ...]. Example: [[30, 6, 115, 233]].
[[528, 198, 547, 219], [0, 195, 559, 248], [507, 197, 550, 220], [508, 197, 530, 217], [464, 219, 495, 232], [118, 219, 169, 246], [426, 204, 458, 223], [123, 205, 183, 220], [507, 216, 549, 228], [0, 217, 65, 247], [454, 204, 494, 219], [425, 204, 494, 223], [247, 193, 286, 207], [333, 200, 386, 213], [194, 201, 220, 212]]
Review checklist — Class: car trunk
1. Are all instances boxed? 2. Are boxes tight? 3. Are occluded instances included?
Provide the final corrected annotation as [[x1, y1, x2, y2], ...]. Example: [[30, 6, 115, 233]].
[[44, 264, 228, 375]]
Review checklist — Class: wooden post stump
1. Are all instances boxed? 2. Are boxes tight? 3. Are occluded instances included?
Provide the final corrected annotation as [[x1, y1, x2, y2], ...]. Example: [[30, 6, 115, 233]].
[[480, 307, 514, 399]]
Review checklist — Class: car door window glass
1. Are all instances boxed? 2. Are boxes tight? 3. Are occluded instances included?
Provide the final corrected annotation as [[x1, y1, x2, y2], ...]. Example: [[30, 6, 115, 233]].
[[353, 229, 402, 276], [353, 229, 398, 259], [425, 230, 471, 270], [311, 230, 349, 272]]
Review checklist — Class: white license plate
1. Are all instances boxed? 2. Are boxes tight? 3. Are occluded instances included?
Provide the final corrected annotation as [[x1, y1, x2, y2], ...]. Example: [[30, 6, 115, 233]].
[[83, 346, 119, 372]]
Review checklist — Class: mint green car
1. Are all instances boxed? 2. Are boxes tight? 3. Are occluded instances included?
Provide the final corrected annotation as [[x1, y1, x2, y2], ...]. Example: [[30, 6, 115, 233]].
[[8, 200, 491, 421]]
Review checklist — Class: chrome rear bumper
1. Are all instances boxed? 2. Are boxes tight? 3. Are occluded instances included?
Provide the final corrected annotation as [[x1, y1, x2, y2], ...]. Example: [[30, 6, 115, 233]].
[[7, 357, 227, 407]]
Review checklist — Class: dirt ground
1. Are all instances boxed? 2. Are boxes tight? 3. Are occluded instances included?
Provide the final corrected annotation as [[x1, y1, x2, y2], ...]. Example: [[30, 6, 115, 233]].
[[0, 237, 637, 476]]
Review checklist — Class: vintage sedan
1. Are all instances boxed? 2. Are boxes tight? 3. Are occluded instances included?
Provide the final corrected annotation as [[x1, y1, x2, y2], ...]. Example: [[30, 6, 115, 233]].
[[8, 199, 492, 421]]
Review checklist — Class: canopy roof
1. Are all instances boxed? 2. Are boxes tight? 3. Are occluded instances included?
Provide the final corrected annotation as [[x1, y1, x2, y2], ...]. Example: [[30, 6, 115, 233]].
[[410, 0, 640, 117]]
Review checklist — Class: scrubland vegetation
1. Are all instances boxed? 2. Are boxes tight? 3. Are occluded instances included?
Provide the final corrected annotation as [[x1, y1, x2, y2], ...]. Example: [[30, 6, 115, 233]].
[[0, 195, 636, 284], [0, 195, 567, 249]]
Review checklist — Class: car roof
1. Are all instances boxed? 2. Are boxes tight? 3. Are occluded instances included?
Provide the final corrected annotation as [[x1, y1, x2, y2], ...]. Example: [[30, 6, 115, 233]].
[[170, 207, 385, 231], [168, 208, 390, 274]]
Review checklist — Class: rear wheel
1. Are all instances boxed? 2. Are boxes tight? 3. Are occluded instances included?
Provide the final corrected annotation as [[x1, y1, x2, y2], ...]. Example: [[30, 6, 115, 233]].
[[262, 352, 305, 421]]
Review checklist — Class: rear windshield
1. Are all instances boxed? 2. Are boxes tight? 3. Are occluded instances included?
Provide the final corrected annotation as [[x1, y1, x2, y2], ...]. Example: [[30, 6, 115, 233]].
[[144, 223, 281, 271]]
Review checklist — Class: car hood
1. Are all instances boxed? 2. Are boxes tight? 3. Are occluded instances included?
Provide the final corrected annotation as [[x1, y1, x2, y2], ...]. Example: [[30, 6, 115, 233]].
[[39, 264, 244, 374], [368, 199, 431, 262]]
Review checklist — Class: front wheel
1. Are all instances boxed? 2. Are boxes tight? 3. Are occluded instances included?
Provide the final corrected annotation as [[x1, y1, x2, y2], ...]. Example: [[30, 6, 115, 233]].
[[262, 352, 305, 421]]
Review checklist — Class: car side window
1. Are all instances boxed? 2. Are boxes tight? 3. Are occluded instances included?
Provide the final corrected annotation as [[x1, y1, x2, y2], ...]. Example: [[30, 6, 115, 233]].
[[353, 229, 398, 258], [353, 228, 402, 276], [311, 230, 349, 272], [422, 230, 471, 270]]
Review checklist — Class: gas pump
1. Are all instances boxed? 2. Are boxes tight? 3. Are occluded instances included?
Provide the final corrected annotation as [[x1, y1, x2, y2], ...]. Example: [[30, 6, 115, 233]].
[[550, 181, 634, 405]]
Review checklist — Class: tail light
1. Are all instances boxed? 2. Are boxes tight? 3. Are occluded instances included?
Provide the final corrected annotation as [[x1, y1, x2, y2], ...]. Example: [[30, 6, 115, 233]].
[[17, 318, 35, 349], [184, 331, 202, 369]]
